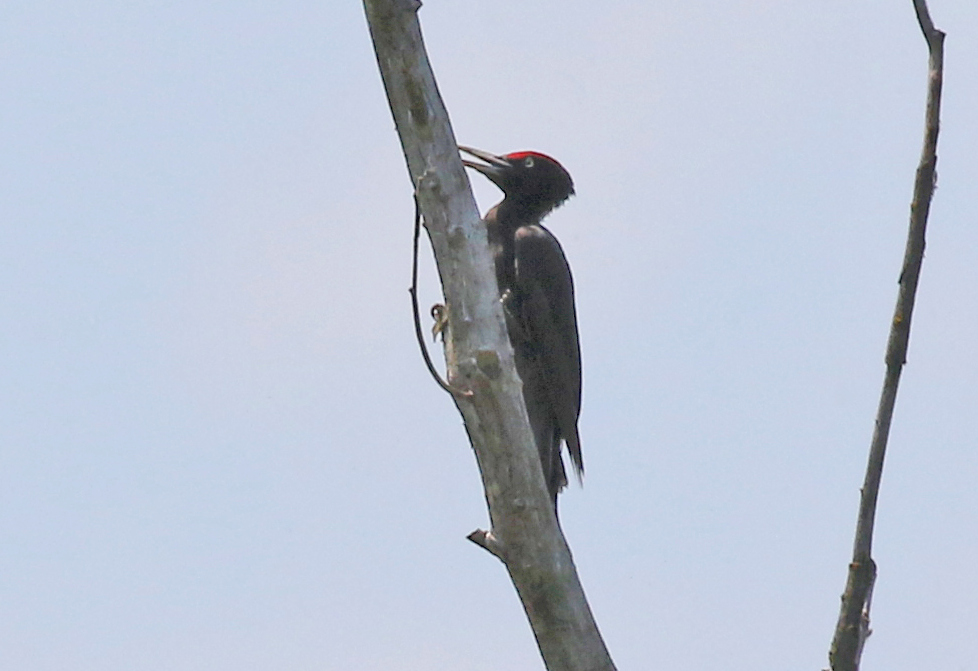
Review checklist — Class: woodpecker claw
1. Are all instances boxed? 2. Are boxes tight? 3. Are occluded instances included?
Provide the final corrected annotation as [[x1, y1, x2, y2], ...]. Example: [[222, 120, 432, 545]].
[[430, 303, 448, 342]]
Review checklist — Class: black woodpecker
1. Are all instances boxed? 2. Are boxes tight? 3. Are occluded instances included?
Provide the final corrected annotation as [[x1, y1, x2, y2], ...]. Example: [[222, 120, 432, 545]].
[[460, 146, 582, 512]]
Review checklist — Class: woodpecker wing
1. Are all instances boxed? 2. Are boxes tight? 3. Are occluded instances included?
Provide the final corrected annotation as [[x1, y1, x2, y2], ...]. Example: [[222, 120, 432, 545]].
[[513, 224, 583, 478]]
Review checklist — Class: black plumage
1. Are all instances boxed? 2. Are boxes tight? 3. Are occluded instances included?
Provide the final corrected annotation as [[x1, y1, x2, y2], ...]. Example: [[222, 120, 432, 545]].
[[460, 146, 582, 510]]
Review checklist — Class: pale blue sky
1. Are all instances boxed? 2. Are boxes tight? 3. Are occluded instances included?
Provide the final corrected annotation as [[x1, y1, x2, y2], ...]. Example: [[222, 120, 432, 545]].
[[2, 2, 976, 669]]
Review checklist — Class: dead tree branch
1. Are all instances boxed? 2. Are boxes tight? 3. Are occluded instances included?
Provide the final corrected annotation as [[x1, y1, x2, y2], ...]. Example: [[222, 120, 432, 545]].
[[362, 1, 616, 669], [828, 3, 944, 669]]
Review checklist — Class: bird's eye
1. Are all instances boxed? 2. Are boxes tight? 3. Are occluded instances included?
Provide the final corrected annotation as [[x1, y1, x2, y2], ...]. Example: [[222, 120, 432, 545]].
[[523, 156, 535, 168]]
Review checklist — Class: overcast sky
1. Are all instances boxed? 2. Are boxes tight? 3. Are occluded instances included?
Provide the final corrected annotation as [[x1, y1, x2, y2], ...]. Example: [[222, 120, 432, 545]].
[[2, 1, 977, 669]]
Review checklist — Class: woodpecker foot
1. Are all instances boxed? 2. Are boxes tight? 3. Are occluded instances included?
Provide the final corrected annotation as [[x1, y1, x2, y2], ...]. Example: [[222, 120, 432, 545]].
[[430, 303, 448, 342]]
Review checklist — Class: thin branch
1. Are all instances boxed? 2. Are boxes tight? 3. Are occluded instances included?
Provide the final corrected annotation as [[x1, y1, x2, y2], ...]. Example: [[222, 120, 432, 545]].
[[410, 195, 467, 397], [829, 3, 944, 670]]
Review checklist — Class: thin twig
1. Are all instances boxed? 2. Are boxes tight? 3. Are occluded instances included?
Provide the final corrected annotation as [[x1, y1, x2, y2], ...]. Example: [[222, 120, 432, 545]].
[[410, 195, 463, 396], [829, 3, 944, 670]]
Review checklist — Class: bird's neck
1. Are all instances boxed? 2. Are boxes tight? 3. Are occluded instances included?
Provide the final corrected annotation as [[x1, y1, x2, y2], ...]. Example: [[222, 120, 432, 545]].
[[495, 197, 551, 229]]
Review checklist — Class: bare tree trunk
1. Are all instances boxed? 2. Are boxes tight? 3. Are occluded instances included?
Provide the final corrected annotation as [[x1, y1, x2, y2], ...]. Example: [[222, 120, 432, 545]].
[[362, 2, 616, 669], [828, 2, 944, 669]]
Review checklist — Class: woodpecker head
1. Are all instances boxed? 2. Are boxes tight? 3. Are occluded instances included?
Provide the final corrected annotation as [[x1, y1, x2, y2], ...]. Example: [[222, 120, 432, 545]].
[[460, 146, 575, 222]]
